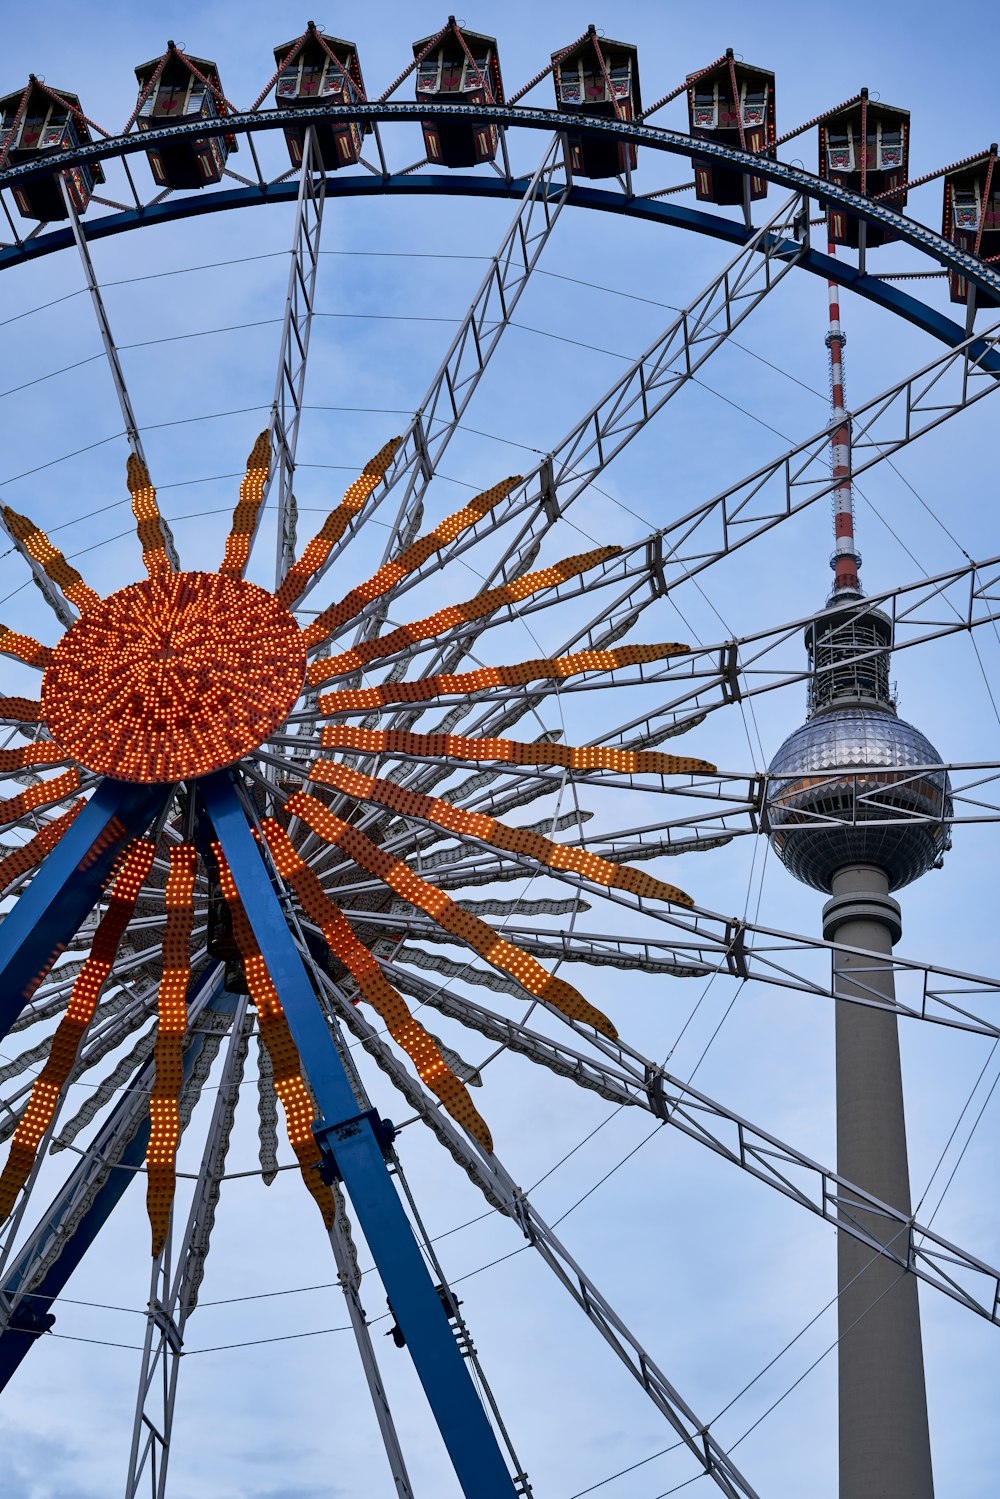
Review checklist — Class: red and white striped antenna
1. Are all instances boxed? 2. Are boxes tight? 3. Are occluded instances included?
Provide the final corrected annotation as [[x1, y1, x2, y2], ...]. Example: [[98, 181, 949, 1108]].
[[825, 234, 861, 600]]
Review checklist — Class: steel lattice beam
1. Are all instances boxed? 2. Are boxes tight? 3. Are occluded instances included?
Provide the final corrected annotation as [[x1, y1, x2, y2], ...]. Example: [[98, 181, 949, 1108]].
[[201, 771, 519, 1499], [594, 553, 1000, 744], [264, 125, 326, 586], [2, 101, 1000, 304], [295, 131, 573, 605], [377, 961, 1000, 1331], [312, 962, 763, 1499], [0, 965, 233, 1387], [326, 189, 810, 662], [126, 996, 251, 1499]]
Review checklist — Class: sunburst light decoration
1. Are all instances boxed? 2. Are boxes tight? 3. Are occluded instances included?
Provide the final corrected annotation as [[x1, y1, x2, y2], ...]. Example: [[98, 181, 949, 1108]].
[[0, 431, 714, 1255]]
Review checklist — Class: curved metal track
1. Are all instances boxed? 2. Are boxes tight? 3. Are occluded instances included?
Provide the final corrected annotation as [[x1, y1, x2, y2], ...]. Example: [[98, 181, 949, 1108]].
[[1, 100, 998, 358], [5, 173, 998, 370]]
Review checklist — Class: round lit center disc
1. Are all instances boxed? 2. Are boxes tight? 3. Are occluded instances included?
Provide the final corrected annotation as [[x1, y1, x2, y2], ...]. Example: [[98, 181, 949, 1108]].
[[42, 571, 306, 783]]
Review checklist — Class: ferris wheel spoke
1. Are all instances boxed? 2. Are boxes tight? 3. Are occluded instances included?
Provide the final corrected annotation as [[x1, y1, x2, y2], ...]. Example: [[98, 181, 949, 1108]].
[[295, 131, 574, 606], [388, 923, 714, 980], [201, 773, 524, 1498], [348, 846, 1000, 1042], [322, 970, 763, 1498], [611, 318, 1000, 603], [469, 548, 1000, 746], [383, 189, 810, 678], [325, 805, 594, 894], [305, 543, 622, 689], [380, 955, 1000, 1334], [12, 938, 190, 1032], [56, 175, 179, 569], [304, 187, 807, 671], [126, 994, 251, 1499], [0, 972, 161, 1127], [0, 778, 168, 1045], [228, 123, 328, 587], [317, 640, 689, 718], [406, 587, 677, 746], [694, 910, 1000, 1039], [0, 800, 86, 901], [304, 760, 699, 911], [398, 303, 1000, 670], [51, 1025, 157, 1155], [0, 965, 231, 1385]]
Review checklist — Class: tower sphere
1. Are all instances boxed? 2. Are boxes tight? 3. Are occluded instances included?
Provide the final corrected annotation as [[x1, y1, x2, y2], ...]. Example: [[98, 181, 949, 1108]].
[[764, 604, 952, 892], [765, 708, 952, 892]]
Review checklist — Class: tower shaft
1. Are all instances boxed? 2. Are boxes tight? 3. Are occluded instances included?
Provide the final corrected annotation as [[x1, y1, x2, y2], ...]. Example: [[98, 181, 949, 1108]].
[[826, 239, 861, 599], [824, 864, 934, 1499]]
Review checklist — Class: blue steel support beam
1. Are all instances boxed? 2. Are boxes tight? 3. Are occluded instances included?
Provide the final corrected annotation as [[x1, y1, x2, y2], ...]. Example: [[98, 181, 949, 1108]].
[[3, 177, 997, 372], [0, 965, 233, 1389], [200, 771, 517, 1499], [0, 779, 168, 1045]]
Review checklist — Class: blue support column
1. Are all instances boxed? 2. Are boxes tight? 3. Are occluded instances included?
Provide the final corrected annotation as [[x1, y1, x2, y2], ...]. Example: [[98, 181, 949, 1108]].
[[0, 965, 234, 1388], [201, 771, 517, 1499], [0, 779, 168, 1044]]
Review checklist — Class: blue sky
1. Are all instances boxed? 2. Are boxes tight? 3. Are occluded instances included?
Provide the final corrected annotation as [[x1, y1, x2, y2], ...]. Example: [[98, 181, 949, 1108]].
[[0, 3, 998, 1497]]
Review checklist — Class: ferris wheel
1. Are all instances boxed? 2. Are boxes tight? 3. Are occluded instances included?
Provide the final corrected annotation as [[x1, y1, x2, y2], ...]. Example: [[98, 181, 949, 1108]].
[[0, 18, 998, 1499]]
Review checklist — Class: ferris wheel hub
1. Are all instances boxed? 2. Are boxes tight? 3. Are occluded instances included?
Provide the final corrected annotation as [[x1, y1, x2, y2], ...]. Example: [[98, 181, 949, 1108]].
[[40, 570, 305, 783]]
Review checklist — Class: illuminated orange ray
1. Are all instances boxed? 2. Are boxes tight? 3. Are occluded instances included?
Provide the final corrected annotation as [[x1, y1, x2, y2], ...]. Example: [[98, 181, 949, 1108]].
[[318, 642, 690, 714], [0, 839, 155, 1222], [126, 454, 172, 579], [0, 742, 68, 774], [213, 845, 335, 1229], [302, 475, 522, 649], [0, 769, 81, 829], [219, 432, 271, 577], [286, 791, 616, 1037], [306, 545, 621, 686], [0, 625, 53, 671], [262, 819, 493, 1149], [146, 844, 197, 1255], [320, 724, 716, 779], [2, 506, 101, 614], [308, 760, 695, 909], [0, 696, 41, 723], [0, 801, 83, 896], [275, 437, 401, 609]]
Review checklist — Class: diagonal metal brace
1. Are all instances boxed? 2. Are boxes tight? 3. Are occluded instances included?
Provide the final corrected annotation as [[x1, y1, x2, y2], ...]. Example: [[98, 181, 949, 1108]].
[[200, 769, 518, 1499]]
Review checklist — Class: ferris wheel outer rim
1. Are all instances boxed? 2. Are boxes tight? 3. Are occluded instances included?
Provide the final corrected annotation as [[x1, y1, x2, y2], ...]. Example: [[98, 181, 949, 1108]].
[[2, 172, 997, 374], [0, 100, 998, 300]]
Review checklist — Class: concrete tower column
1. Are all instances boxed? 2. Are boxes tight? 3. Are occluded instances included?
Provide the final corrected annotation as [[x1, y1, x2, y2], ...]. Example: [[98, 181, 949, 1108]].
[[823, 863, 934, 1499]]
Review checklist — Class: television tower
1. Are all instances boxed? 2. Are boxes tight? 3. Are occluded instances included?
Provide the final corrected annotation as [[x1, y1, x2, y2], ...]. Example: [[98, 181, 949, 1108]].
[[763, 233, 952, 1498]]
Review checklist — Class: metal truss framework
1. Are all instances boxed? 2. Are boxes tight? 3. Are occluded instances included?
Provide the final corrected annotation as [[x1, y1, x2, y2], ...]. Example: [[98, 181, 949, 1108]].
[[297, 130, 575, 606], [293, 185, 813, 782], [125, 996, 251, 1499], [326, 302, 1000, 685], [371, 960, 1000, 1328], [2, 74, 1000, 1499], [266, 124, 326, 587], [1, 101, 1000, 303], [315, 962, 763, 1499], [583, 554, 1000, 742], [0, 966, 235, 1381]]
